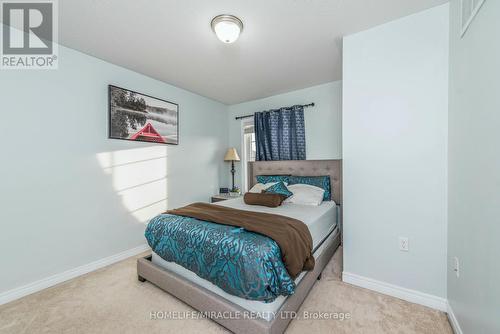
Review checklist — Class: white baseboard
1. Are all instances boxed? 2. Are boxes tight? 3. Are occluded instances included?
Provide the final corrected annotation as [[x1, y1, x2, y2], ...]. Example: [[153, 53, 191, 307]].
[[0, 244, 150, 306], [447, 301, 463, 334], [342, 271, 448, 312]]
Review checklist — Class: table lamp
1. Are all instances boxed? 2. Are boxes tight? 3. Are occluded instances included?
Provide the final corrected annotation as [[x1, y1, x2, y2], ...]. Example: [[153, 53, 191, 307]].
[[224, 148, 241, 191]]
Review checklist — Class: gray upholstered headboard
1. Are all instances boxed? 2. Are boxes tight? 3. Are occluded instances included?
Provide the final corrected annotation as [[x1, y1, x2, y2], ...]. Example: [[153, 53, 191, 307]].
[[248, 159, 342, 205]]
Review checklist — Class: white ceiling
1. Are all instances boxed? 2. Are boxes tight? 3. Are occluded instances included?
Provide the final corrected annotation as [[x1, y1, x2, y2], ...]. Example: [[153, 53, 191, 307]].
[[57, 0, 448, 104]]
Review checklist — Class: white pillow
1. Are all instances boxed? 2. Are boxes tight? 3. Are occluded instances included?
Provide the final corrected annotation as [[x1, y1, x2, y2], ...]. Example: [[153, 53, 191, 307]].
[[284, 184, 325, 206], [248, 182, 279, 193]]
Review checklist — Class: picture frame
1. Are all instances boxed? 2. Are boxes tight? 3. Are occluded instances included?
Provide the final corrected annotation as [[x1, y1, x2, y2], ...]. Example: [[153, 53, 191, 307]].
[[108, 85, 179, 145]]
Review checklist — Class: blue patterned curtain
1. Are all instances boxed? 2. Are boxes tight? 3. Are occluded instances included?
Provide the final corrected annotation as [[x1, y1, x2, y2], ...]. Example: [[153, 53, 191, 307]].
[[254, 106, 306, 161]]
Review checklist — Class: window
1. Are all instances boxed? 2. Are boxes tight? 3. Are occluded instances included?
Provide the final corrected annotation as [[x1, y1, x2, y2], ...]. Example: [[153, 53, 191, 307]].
[[244, 128, 256, 163], [241, 121, 255, 191]]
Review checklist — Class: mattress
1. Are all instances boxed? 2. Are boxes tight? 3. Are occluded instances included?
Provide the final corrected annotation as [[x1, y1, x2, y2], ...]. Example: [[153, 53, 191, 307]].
[[215, 197, 337, 250], [151, 199, 338, 320]]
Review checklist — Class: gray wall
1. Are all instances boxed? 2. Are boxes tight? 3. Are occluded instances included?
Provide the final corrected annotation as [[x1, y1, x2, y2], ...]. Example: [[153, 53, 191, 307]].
[[227, 81, 342, 189], [0, 43, 228, 294], [342, 4, 449, 298], [448, 1, 500, 332]]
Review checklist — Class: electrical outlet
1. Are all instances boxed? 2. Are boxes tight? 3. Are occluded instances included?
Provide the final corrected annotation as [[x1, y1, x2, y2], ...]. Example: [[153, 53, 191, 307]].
[[399, 237, 409, 252], [453, 257, 460, 278]]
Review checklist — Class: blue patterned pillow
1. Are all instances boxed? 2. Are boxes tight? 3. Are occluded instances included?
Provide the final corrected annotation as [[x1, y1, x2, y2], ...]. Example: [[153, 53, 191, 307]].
[[288, 176, 331, 201], [264, 181, 293, 199], [256, 175, 290, 184]]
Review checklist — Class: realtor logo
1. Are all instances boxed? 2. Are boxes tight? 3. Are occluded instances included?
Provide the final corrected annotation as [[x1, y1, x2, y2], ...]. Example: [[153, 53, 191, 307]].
[[1, 0, 58, 69]]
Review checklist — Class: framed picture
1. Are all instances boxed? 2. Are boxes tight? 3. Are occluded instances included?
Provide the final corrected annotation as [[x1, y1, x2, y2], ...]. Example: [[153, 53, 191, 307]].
[[108, 85, 179, 145]]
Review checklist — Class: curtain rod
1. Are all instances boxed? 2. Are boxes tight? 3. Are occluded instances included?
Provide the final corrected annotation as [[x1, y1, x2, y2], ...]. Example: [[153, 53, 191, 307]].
[[234, 102, 315, 120]]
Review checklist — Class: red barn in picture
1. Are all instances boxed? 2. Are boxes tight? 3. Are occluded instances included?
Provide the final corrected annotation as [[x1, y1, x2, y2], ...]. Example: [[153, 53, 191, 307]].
[[130, 123, 166, 143]]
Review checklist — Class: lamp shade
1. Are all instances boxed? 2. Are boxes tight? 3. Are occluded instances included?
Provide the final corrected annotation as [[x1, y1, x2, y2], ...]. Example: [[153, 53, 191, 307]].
[[224, 148, 240, 161]]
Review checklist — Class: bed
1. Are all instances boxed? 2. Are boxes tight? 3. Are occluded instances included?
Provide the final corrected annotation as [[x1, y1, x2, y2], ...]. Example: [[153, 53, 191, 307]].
[[137, 159, 342, 334]]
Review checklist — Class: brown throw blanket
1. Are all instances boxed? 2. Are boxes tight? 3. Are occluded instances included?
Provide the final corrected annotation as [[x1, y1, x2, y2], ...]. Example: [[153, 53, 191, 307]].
[[167, 202, 315, 278]]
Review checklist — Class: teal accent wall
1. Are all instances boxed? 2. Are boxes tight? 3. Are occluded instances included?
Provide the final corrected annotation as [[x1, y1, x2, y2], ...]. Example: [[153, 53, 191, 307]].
[[448, 1, 500, 332], [0, 38, 228, 295]]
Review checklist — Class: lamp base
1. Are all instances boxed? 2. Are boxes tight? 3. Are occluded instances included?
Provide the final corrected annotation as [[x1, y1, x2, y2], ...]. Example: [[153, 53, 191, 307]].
[[231, 160, 236, 191]]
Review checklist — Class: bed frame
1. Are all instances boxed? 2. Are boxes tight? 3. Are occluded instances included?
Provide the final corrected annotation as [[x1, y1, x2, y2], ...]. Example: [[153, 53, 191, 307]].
[[137, 159, 342, 334]]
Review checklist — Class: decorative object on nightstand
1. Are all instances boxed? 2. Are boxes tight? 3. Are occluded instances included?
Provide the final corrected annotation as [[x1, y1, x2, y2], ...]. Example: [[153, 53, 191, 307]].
[[229, 186, 241, 197], [224, 147, 241, 192]]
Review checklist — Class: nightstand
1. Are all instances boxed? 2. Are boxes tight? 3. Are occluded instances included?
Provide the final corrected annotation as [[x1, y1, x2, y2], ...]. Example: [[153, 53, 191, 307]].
[[211, 194, 242, 203]]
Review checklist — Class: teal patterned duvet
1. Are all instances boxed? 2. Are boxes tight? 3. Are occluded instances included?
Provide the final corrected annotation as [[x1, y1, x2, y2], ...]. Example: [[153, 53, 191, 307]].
[[145, 213, 295, 302]]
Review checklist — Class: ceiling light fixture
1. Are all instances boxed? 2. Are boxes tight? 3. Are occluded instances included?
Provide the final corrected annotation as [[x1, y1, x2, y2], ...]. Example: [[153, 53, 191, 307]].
[[211, 14, 243, 44]]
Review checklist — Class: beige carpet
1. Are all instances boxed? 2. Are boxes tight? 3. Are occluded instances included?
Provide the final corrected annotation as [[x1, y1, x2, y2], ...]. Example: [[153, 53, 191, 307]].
[[0, 248, 452, 334]]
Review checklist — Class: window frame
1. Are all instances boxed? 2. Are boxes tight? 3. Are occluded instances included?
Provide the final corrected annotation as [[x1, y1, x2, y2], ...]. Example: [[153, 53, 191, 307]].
[[240, 119, 255, 192]]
